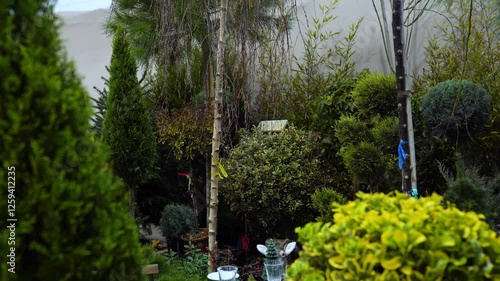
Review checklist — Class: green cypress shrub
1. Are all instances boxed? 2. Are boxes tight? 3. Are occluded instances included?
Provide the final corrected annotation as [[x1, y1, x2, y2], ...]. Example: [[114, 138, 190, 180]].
[[287, 192, 500, 281], [340, 142, 392, 192], [334, 115, 372, 145], [421, 79, 490, 143], [102, 26, 158, 216], [90, 67, 110, 137], [371, 116, 399, 154], [311, 188, 347, 223], [351, 73, 397, 118], [0, 2, 142, 280]]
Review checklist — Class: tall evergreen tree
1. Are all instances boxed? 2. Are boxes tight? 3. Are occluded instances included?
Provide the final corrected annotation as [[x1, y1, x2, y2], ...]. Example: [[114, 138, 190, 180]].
[[0, 1, 142, 280], [102, 26, 158, 218]]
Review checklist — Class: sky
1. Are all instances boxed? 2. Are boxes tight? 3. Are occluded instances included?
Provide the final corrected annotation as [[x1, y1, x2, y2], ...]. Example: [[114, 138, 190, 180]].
[[54, 0, 112, 12]]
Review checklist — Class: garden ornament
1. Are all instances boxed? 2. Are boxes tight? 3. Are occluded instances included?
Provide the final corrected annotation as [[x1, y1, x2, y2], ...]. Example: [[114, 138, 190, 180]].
[[257, 239, 296, 279], [257, 239, 296, 260]]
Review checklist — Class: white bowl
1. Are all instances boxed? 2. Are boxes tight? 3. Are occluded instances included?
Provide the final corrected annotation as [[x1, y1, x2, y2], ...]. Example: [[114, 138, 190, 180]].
[[207, 272, 240, 280]]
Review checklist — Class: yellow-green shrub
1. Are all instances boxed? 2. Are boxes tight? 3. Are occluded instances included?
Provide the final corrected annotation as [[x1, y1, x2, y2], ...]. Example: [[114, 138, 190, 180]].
[[287, 192, 500, 281]]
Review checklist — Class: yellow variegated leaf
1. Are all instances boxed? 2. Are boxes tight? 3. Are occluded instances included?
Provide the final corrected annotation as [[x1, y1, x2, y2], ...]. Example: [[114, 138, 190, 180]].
[[217, 161, 228, 179], [381, 256, 402, 270], [439, 236, 456, 247]]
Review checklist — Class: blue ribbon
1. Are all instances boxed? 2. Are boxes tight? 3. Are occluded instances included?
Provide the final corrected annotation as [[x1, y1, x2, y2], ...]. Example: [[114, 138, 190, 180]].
[[398, 141, 408, 170]]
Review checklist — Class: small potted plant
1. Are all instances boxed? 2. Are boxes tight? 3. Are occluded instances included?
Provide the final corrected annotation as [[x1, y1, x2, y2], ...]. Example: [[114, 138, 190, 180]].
[[159, 204, 197, 255], [181, 227, 209, 253]]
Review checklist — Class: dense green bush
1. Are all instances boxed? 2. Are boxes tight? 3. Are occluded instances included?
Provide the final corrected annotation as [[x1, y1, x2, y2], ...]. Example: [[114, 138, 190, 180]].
[[220, 128, 325, 236], [340, 142, 392, 193], [442, 162, 500, 229], [334, 115, 372, 145], [311, 188, 347, 223], [287, 192, 500, 281], [160, 204, 197, 241], [351, 73, 397, 118], [421, 79, 490, 143], [0, 2, 142, 280], [371, 117, 399, 154]]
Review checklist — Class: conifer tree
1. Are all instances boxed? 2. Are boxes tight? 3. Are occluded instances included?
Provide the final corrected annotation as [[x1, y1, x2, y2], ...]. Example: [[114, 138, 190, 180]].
[[0, 1, 142, 280], [90, 67, 110, 137], [102, 26, 158, 217]]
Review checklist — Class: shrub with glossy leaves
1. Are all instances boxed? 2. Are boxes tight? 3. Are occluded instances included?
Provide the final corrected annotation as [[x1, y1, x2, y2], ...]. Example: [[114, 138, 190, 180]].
[[421, 79, 490, 143], [220, 128, 324, 236], [287, 192, 500, 281]]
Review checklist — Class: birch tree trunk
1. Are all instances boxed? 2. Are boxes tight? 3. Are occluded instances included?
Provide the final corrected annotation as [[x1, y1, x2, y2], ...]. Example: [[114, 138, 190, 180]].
[[209, 0, 228, 272]]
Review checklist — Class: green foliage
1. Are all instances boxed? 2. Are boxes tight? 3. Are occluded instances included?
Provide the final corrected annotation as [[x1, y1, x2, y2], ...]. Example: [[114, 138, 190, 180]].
[[311, 188, 347, 223], [90, 69, 109, 137], [414, 0, 500, 173], [162, 47, 204, 110], [442, 161, 500, 229], [160, 204, 197, 241], [220, 128, 325, 236], [139, 244, 205, 281], [445, 162, 487, 215], [181, 242, 209, 279], [371, 117, 399, 153], [334, 115, 372, 145], [421, 79, 490, 144], [254, 0, 362, 128], [155, 105, 212, 161], [351, 73, 397, 118], [0, 2, 142, 280], [102, 26, 158, 188], [333, 72, 400, 194], [340, 142, 391, 190], [335, 115, 398, 193], [287, 192, 500, 281]]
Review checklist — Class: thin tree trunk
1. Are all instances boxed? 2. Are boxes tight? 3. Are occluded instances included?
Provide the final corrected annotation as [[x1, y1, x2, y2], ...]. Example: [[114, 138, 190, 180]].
[[129, 185, 137, 218], [393, 0, 417, 196], [209, 0, 228, 272]]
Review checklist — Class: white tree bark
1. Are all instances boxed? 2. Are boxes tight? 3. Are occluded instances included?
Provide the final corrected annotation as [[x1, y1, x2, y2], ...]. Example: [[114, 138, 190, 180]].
[[209, 0, 228, 272]]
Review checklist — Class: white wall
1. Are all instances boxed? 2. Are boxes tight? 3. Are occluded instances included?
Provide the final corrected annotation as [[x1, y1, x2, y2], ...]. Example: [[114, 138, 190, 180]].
[[57, 1, 446, 98]]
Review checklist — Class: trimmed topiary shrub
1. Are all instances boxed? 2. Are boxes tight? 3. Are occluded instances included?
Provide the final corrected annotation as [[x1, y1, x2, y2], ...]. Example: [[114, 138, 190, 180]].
[[160, 204, 197, 241], [340, 142, 393, 193], [334, 114, 399, 194], [371, 116, 399, 154], [0, 2, 142, 280], [421, 79, 490, 143], [334, 115, 372, 145], [351, 72, 397, 118], [287, 192, 500, 281]]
